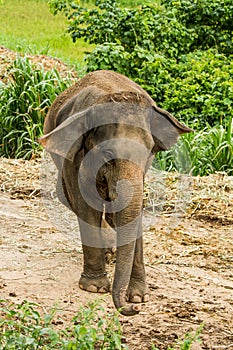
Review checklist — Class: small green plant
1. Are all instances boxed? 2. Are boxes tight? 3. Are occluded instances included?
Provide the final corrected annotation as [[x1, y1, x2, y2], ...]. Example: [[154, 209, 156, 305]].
[[66, 299, 127, 349], [151, 323, 204, 350], [0, 56, 71, 159], [0, 299, 63, 349], [0, 299, 128, 349]]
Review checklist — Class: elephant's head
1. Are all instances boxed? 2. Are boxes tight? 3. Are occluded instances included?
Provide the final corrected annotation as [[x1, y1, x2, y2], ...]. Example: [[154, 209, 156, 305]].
[[40, 99, 192, 316]]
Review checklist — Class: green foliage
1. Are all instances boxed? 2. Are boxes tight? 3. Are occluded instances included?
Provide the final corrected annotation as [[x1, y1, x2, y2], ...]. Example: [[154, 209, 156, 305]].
[[67, 299, 127, 350], [50, 0, 233, 128], [85, 43, 130, 74], [49, 0, 233, 57], [144, 49, 233, 126], [0, 299, 128, 349], [49, 0, 195, 59], [0, 56, 71, 159], [162, 0, 233, 55], [88, 47, 233, 127]]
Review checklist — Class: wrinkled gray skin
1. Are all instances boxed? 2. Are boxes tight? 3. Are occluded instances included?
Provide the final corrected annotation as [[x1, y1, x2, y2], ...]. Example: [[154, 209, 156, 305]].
[[40, 70, 192, 316]]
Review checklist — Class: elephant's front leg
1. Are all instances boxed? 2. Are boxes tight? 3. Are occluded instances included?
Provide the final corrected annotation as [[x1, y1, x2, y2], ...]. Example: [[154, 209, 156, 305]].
[[79, 245, 111, 293], [78, 213, 111, 294], [61, 161, 111, 294], [127, 236, 150, 303]]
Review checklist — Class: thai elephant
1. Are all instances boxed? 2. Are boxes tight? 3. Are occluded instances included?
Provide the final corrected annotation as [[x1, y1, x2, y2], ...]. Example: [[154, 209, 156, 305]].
[[39, 70, 192, 316]]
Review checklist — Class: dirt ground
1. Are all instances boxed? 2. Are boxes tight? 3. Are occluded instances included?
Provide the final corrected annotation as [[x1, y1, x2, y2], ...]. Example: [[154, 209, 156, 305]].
[[1, 47, 233, 349], [0, 157, 232, 350]]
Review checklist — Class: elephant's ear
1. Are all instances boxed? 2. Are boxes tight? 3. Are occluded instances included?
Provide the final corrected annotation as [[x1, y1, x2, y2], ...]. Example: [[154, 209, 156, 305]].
[[150, 105, 193, 152], [39, 109, 88, 162]]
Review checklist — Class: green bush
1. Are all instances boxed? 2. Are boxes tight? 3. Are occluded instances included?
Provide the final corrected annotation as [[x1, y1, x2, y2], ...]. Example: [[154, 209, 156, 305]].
[[162, 0, 233, 55], [49, 0, 195, 59], [49, 0, 233, 57], [51, 0, 233, 127], [88, 47, 233, 127], [141, 49, 233, 126], [0, 56, 71, 159], [86, 43, 130, 74]]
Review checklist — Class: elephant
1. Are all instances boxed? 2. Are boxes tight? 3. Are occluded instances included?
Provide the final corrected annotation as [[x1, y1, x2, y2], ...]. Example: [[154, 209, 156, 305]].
[[39, 70, 192, 316]]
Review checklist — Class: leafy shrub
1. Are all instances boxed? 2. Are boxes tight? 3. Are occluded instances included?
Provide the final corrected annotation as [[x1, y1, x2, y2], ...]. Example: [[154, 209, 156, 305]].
[[0, 299, 128, 349], [0, 57, 71, 159], [162, 0, 233, 55], [50, 0, 233, 127], [79, 0, 156, 4], [49, 0, 196, 59], [49, 0, 233, 57], [86, 43, 130, 74], [88, 47, 233, 127], [157, 49, 233, 126]]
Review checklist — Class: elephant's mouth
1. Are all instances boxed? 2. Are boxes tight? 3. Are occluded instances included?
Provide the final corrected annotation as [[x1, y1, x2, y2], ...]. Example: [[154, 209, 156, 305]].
[[96, 161, 118, 202], [96, 179, 110, 201]]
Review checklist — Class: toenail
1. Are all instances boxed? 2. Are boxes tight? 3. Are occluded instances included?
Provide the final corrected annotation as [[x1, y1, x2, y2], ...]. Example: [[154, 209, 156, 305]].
[[143, 294, 150, 302], [131, 295, 142, 303], [87, 285, 98, 292]]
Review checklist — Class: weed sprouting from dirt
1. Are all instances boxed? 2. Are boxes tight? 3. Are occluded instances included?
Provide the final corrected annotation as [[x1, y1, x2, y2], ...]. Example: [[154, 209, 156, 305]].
[[151, 323, 204, 350]]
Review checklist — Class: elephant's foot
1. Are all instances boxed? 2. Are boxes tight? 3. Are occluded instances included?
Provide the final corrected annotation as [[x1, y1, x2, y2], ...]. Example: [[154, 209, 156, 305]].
[[79, 272, 111, 293], [127, 278, 150, 303]]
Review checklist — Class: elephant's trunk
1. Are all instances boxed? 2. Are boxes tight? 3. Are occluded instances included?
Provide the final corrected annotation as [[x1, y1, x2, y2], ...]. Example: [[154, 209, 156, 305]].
[[110, 162, 144, 316], [112, 241, 141, 316]]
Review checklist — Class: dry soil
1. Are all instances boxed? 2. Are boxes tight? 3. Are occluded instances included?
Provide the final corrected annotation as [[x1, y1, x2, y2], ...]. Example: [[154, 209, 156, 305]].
[[0, 158, 232, 350], [0, 48, 233, 349]]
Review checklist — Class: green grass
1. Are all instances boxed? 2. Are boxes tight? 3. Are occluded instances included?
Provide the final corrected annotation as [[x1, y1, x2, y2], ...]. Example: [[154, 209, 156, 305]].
[[0, 0, 94, 67], [0, 0, 155, 66], [0, 56, 72, 159], [155, 117, 233, 176]]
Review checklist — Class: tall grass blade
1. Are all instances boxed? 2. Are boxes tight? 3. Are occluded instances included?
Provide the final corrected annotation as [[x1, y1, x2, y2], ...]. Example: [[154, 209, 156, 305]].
[[0, 56, 71, 159]]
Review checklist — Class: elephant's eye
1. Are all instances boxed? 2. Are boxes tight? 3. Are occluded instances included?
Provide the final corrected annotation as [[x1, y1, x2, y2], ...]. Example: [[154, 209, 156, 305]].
[[103, 150, 113, 163]]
